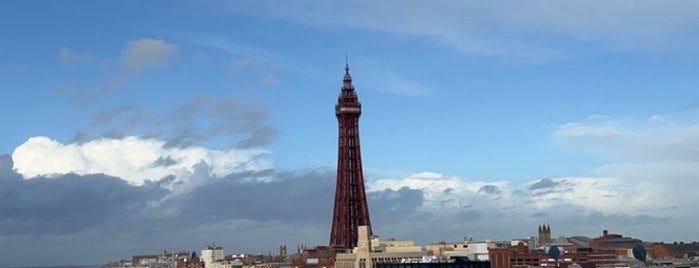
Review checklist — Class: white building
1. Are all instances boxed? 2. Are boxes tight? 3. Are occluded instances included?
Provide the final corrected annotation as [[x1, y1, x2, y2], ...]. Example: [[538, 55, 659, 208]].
[[201, 242, 225, 267], [425, 240, 496, 261]]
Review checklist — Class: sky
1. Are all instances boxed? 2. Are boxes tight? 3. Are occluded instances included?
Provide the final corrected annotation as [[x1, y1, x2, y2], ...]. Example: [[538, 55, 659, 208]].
[[1, 0, 699, 266]]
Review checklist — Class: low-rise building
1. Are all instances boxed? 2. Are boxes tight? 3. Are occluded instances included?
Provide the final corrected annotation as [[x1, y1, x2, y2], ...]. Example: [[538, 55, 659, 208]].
[[202, 243, 225, 268], [425, 241, 496, 261]]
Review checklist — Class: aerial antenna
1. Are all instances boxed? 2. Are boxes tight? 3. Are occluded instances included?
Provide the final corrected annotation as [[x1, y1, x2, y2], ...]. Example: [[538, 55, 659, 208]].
[[459, 201, 467, 242]]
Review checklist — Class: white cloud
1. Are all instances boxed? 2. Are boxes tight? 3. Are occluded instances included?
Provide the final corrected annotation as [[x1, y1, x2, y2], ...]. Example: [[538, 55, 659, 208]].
[[120, 38, 179, 73], [368, 172, 676, 218], [11, 136, 271, 186], [548, 114, 699, 219]]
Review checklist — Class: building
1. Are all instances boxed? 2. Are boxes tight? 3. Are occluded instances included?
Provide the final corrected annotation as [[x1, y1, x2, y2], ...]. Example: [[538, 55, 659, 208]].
[[538, 224, 551, 246], [649, 242, 699, 259], [104, 251, 182, 268], [291, 246, 337, 268], [374, 258, 490, 268], [335, 226, 427, 268], [202, 243, 225, 267], [589, 230, 643, 257], [329, 63, 373, 250], [281, 245, 288, 259], [488, 241, 619, 268], [335, 226, 490, 268], [425, 241, 496, 261], [177, 252, 205, 268]]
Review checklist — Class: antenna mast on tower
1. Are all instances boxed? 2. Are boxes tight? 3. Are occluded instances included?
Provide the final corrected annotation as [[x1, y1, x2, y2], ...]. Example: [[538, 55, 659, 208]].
[[459, 201, 467, 242]]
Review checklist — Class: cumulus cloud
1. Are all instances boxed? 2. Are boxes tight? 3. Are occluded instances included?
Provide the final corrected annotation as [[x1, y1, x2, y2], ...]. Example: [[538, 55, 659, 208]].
[[368, 172, 672, 218], [11, 136, 271, 186], [544, 114, 699, 238], [4, 114, 698, 265], [362, 172, 688, 246], [1, 144, 692, 266], [0, 154, 431, 265]]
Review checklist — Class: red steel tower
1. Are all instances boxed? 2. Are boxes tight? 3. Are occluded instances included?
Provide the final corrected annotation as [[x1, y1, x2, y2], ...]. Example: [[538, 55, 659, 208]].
[[329, 63, 373, 250]]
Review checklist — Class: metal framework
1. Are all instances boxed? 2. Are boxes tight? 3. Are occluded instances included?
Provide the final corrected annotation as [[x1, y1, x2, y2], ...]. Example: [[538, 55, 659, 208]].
[[329, 64, 373, 250]]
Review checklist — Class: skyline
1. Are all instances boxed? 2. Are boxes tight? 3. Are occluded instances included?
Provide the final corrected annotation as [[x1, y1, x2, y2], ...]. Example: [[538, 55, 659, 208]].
[[2, 1, 699, 266]]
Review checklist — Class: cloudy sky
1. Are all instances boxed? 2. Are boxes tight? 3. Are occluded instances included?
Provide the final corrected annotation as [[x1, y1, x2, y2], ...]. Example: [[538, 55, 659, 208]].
[[2, 0, 699, 266]]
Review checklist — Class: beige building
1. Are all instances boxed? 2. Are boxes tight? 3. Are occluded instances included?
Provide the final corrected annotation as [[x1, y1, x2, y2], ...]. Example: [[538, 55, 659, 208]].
[[202, 243, 225, 268], [425, 240, 496, 261], [335, 226, 428, 268]]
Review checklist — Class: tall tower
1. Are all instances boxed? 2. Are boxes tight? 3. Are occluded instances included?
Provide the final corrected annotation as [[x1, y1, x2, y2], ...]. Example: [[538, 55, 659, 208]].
[[329, 63, 373, 250], [538, 223, 551, 245]]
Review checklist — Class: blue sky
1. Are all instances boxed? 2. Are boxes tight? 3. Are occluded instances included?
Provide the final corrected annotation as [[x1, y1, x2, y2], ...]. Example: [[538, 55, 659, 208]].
[[2, 1, 699, 266]]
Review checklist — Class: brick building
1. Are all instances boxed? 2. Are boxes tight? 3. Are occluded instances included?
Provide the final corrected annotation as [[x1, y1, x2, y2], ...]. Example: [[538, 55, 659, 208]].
[[177, 252, 205, 268], [488, 242, 618, 268]]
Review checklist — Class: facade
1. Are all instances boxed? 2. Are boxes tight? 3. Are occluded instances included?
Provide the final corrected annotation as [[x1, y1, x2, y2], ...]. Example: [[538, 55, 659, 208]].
[[177, 252, 205, 268], [281, 245, 288, 259], [335, 226, 427, 268], [335, 226, 491, 268], [538, 225, 551, 246], [374, 258, 490, 268], [488, 242, 619, 268], [649, 242, 699, 259], [290, 246, 337, 268], [329, 64, 373, 250], [425, 241, 496, 261], [202, 243, 225, 267]]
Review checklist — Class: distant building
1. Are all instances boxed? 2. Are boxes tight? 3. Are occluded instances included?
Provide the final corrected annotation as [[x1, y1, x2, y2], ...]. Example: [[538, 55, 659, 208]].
[[425, 240, 496, 261], [649, 242, 699, 259], [177, 252, 205, 268], [335, 226, 426, 268], [538, 224, 551, 246], [374, 257, 490, 268], [290, 245, 336, 268], [589, 230, 644, 257], [202, 243, 225, 267], [488, 241, 619, 268], [132, 255, 160, 266], [334, 226, 490, 268]]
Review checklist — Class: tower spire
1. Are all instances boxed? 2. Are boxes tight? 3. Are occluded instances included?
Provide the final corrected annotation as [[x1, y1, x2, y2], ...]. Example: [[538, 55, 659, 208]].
[[342, 58, 354, 92]]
